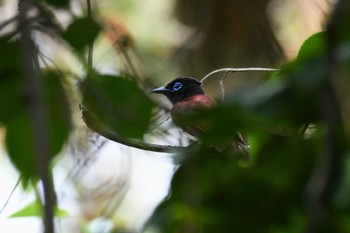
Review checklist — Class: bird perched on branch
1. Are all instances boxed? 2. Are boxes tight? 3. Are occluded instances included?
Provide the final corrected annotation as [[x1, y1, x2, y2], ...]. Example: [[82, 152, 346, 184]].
[[152, 77, 249, 156]]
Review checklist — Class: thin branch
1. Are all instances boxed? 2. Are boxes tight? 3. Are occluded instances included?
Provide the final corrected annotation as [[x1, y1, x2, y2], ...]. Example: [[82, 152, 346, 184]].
[[88, 43, 93, 72], [219, 71, 230, 102], [120, 48, 141, 83], [0, 14, 19, 32], [81, 106, 185, 153], [86, 0, 92, 18], [200, 67, 279, 83], [0, 176, 22, 215], [145, 116, 171, 134]]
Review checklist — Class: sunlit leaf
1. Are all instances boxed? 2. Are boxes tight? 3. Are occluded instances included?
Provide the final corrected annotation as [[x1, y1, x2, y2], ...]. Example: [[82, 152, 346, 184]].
[[10, 201, 67, 218], [80, 74, 154, 139]]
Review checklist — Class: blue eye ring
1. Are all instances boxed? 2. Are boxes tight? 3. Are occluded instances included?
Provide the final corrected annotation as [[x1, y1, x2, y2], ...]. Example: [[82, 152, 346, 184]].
[[173, 82, 183, 91]]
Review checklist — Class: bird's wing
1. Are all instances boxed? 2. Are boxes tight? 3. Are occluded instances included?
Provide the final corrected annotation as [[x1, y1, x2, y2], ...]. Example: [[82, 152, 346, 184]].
[[171, 95, 250, 158], [171, 95, 215, 138]]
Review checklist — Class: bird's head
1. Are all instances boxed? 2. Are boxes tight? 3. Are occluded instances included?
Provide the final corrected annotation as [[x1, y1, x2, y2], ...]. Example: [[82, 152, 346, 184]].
[[152, 77, 205, 105]]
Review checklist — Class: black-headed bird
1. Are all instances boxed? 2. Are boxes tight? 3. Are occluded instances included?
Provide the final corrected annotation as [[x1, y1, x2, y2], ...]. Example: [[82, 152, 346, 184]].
[[152, 77, 249, 155]]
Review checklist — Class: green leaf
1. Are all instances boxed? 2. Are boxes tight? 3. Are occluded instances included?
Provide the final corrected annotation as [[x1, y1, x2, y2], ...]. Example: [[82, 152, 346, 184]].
[[5, 71, 71, 181], [81, 74, 155, 139], [147, 138, 314, 233], [42, 71, 71, 155], [0, 37, 22, 70], [63, 16, 101, 51], [0, 74, 24, 124], [6, 112, 36, 180], [10, 201, 67, 218], [297, 32, 326, 61], [0, 40, 24, 125]]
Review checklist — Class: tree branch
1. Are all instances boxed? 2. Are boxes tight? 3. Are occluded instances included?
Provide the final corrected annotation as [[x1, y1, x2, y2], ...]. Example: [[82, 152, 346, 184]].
[[18, 0, 55, 233]]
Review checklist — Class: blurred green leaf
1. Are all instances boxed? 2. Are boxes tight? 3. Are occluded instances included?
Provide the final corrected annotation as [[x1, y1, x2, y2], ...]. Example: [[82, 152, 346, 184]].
[[43, 71, 71, 155], [0, 74, 24, 124], [5, 71, 71, 181], [62, 16, 100, 51], [145, 4, 350, 233], [6, 112, 36, 180], [147, 135, 315, 233], [10, 201, 67, 218], [0, 37, 21, 70], [45, 0, 70, 8], [0, 40, 24, 124], [80, 74, 155, 139]]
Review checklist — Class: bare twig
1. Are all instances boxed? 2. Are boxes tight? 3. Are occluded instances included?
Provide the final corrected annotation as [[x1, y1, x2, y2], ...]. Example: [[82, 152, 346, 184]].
[[86, 0, 92, 17], [200, 67, 279, 83], [145, 116, 171, 133], [201, 67, 278, 104], [0, 14, 19, 32], [0, 176, 22, 215]]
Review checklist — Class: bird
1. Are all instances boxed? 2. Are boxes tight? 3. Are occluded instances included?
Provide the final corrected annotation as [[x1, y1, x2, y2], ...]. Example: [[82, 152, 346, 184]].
[[152, 76, 249, 156]]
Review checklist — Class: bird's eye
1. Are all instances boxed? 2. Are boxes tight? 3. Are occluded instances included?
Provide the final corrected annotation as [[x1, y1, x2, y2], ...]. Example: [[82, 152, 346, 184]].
[[173, 82, 183, 91]]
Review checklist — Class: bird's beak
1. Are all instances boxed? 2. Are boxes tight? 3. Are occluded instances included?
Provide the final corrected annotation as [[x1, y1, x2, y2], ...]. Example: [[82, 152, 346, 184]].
[[151, 87, 172, 94]]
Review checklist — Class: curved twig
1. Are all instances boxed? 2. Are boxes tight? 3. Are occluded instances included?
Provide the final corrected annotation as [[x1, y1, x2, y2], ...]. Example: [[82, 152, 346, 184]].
[[200, 67, 279, 83], [81, 106, 185, 153]]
